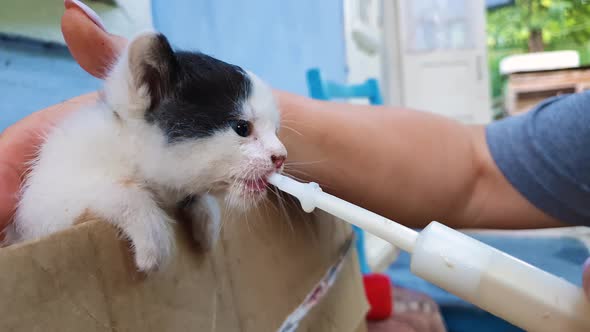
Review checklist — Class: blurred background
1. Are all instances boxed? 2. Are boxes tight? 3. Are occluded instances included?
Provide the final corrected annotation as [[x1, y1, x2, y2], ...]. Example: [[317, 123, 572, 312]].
[[2, 1, 590, 331], [3, 0, 590, 129]]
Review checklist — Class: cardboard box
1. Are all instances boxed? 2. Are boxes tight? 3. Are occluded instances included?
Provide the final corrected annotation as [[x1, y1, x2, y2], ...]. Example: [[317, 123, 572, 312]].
[[0, 196, 369, 332]]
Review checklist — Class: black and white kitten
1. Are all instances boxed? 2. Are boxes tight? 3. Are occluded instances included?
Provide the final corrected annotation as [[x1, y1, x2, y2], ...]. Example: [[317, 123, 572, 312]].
[[5, 32, 287, 272]]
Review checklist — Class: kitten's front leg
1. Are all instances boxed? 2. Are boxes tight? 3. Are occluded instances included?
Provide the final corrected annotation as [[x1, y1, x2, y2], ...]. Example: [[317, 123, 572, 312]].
[[182, 194, 221, 251], [97, 184, 174, 272]]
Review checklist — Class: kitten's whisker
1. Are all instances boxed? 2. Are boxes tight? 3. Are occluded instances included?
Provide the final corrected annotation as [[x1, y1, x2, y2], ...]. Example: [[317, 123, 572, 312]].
[[243, 206, 253, 235], [281, 170, 333, 191], [279, 119, 306, 125], [283, 190, 312, 238], [279, 119, 318, 132], [268, 185, 294, 234], [284, 159, 326, 166], [279, 171, 309, 183], [282, 166, 313, 176], [280, 125, 303, 137]]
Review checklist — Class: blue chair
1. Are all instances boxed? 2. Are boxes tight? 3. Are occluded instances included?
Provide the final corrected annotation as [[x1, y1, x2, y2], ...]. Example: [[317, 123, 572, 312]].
[[306, 68, 383, 105], [305, 68, 384, 275]]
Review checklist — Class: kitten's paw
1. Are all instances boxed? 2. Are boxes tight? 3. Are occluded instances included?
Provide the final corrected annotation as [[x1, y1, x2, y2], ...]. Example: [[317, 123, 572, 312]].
[[132, 229, 173, 273], [122, 212, 174, 273], [134, 246, 163, 273]]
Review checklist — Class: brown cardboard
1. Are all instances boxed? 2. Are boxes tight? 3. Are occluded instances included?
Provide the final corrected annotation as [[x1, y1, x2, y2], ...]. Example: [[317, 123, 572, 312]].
[[0, 196, 369, 332]]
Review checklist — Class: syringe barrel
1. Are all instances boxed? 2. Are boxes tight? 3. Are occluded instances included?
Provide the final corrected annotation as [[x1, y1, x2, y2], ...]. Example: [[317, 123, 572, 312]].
[[410, 222, 590, 332]]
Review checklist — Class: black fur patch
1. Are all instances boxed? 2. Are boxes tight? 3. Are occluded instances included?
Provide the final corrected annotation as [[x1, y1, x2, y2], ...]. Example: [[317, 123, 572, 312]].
[[143, 39, 252, 142]]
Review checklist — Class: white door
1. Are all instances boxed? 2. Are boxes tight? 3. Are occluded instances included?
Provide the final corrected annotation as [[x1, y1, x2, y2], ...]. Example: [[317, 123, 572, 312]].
[[383, 0, 492, 124]]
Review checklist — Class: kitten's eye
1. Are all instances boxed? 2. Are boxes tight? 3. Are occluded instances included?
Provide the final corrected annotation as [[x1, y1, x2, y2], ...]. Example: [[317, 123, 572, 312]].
[[231, 120, 252, 137]]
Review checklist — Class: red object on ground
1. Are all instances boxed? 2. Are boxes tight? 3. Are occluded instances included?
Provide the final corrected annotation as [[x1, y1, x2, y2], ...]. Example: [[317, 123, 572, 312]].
[[363, 274, 393, 320]]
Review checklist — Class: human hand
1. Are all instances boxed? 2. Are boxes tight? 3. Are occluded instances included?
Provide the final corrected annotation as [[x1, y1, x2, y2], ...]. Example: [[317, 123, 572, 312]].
[[0, 0, 126, 231], [62, 0, 127, 79], [584, 258, 590, 302], [5, 0, 590, 313], [63, 3, 590, 306]]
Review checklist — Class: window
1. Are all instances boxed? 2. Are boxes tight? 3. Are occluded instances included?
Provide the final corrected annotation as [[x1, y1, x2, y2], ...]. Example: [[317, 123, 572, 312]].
[[403, 0, 476, 53]]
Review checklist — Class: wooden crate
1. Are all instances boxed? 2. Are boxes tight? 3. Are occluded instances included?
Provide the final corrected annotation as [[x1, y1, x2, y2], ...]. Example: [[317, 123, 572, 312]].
[[506, 66, 590, 115]]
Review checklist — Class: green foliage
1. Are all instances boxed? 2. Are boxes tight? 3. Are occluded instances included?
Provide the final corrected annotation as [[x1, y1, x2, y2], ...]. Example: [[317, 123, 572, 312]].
[[488, 48, 516, 98], [487, 0, 590, 49], [486, 0, 590, 100]]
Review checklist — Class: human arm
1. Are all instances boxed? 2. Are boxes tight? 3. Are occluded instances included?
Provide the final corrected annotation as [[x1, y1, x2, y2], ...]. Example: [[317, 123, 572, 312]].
[[275, 91, 565, 229], [1, 0, 568, 233], [0, 92, 100, 230], [0, 0, 114, 230], [17, 0, 565, 233], [2, 0, 589, 299]]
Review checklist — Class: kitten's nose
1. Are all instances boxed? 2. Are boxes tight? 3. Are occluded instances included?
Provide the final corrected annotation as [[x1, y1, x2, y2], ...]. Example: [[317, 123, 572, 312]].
[[271, 155, 286, 169]]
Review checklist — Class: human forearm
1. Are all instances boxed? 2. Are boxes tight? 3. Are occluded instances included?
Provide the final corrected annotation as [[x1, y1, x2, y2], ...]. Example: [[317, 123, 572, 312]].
[[275, 91, 482, 228], [275, 91, 565, 230], [58, 1, 564, 231]]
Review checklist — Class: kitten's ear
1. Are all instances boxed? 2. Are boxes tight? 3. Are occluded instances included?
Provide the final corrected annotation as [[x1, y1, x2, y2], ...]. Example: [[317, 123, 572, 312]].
[[128, 32, 177, 110]]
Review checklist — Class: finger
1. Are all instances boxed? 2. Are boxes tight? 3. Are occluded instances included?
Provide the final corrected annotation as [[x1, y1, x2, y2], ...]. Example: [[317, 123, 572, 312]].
[[0, 92, 99, 229], [583, 257, 590, 300], [0, 162, 21, 231], [0, 92, 98, 168], [61, 0, 127, 79]]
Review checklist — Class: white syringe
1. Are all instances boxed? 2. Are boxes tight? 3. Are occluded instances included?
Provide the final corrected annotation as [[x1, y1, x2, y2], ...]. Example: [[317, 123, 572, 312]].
[[268, 173, 590, 332]]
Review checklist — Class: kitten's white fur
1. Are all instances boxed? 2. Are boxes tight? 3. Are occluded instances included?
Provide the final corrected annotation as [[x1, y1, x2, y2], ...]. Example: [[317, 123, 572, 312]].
[[4, 32, 286, 272]]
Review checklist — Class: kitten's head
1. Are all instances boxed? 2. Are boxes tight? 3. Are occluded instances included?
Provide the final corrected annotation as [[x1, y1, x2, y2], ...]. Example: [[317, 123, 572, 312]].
[[102, 32, 286, 209]]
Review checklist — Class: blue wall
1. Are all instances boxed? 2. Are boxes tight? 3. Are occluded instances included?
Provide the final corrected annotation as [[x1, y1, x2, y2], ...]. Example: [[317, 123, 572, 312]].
[[1, 0, 347, 131], [151, 0, 347, 96], [0, 38, 100, 131]]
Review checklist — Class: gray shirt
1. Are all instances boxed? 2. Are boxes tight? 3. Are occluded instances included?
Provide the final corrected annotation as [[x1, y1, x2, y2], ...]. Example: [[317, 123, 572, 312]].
[[486, 92, 590, 225]]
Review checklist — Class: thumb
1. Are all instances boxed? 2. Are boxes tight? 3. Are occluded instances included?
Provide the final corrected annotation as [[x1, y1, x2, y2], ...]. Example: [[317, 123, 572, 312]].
[[583, 257, 590, 301], [61, 0, 127, 79], [0, 162, 21, 232]]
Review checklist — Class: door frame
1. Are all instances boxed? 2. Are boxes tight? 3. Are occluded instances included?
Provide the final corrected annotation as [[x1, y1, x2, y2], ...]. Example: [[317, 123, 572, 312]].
[[381, 0, 405, 106]]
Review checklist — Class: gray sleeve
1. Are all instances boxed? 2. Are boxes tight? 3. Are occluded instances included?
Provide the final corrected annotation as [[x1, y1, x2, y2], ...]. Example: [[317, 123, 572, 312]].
[[485, 91, 590, 225]]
